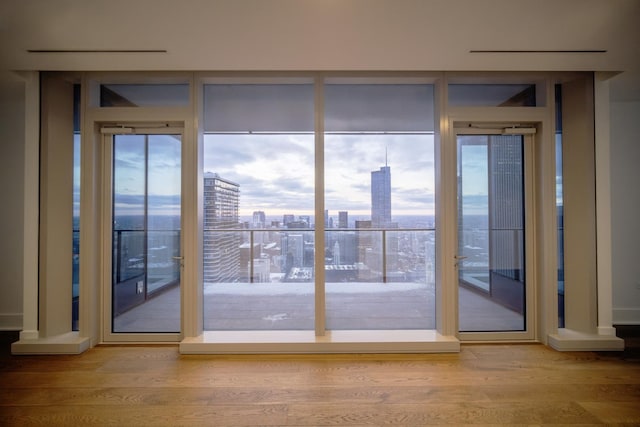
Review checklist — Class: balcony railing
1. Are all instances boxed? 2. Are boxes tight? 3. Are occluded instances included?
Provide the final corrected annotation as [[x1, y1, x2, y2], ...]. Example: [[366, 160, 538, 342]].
[[203, 227, 436, 285], [112, 229, 181, 292]]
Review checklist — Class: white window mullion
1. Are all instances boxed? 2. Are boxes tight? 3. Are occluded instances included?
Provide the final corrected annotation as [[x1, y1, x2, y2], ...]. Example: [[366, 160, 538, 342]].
[[314, 76, 326, 336]]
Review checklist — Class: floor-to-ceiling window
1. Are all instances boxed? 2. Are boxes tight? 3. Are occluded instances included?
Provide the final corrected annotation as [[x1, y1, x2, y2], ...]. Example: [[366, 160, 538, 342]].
[[202, 81, 316, 331], [323, 80, 436, 330], [199, 77, 437, 334]]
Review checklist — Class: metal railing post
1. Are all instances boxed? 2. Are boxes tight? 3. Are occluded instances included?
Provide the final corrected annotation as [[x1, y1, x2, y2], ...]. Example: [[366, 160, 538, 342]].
[[249, 230, 254, 283], [382, 229, 387, 283]]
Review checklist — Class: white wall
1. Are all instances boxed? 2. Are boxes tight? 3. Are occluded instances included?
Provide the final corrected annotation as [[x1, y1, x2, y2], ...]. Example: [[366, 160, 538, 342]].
[[611, 101, 640, 324], [0, 72, 25, 329]]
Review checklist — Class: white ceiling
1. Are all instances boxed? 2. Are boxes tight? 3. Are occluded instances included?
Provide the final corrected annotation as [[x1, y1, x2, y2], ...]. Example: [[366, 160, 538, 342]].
[[1, 0, 639, 100]]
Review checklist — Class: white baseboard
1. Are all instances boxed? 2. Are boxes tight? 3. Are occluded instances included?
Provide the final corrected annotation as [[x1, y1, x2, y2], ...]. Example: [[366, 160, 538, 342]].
[[0, 313, 22, 331], [613, 308, 640, 325]]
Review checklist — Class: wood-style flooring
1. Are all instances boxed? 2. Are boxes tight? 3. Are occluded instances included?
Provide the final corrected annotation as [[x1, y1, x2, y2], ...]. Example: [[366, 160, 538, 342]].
[[1, 330, 639, 426]]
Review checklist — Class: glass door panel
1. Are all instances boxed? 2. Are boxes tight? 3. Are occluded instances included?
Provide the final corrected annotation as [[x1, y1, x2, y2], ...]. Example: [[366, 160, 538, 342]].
[[457, 134, 527, 333], [111, 133, 182, 334]]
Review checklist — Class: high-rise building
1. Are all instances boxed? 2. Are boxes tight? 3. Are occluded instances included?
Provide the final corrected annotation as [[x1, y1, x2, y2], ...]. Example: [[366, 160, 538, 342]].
[[371, 164, 391, 227], [282, 214, 294, 226], [285, 234, 304, 269], [203, 172, 241, 283], [252, 210, 266, 228], [338, 211, 348, 228], [298, 215, 311, 227]]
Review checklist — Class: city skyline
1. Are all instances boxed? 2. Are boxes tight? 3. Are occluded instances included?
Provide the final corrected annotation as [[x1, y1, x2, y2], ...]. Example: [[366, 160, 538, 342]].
[[204, 133, 436, 217], [101, 132, 504, 220]]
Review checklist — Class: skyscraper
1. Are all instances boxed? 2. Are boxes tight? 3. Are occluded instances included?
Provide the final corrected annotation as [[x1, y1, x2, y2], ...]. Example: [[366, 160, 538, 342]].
[[371, 164, 391, 227], [203, 172, 241, 283], [338, 211, 348, 228], [252, 210, 266, 228]]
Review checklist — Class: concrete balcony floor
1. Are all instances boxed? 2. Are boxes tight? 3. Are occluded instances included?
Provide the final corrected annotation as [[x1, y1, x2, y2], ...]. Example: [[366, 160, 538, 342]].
[[114, 282, 524, 334]]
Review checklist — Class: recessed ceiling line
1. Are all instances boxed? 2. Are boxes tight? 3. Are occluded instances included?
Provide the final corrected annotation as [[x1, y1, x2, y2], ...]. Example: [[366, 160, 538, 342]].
[[470, 50, 607, 53], [27, 49, 168, 53]]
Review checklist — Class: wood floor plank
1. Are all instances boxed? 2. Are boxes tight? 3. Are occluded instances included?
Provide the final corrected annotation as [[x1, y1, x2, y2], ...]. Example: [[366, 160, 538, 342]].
[[0, 404, 288, 426], [2, 337, 639, 426], [285, 401, 603, 425], [577, 401, 640, 424], [0, 385, 493, 406]]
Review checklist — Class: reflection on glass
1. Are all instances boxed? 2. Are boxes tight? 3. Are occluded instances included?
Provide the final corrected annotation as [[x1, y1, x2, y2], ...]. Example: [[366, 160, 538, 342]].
[[72, 82, 81, 331], [72, 132, 80, 331], [457, 135, 525, 332], [555, 84, 565, 328], [111, 134, 181, 333]]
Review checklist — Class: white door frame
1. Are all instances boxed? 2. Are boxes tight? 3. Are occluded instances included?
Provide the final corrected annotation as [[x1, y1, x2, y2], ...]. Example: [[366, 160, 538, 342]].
[[452, 124, 537, 341], [101, 125, 185, 343]]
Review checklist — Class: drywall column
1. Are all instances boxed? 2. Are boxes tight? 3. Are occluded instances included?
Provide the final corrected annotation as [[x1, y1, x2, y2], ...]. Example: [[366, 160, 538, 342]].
[[593, 74, 616, 336], [562, 75, 598, 334], [38, 74, 74, 337], [548, 74, 623, 350], [21, 72, 39, 338], [13, 73, 90, 354]]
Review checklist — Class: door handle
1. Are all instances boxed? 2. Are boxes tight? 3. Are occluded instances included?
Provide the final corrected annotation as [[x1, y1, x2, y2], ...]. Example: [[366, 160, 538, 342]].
[[454, 255, 467, 267], [172, 256, 184, 268]]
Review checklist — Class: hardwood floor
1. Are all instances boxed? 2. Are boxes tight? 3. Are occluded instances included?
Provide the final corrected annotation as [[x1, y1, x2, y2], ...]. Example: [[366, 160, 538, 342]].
[[1, 331, 639, 426]]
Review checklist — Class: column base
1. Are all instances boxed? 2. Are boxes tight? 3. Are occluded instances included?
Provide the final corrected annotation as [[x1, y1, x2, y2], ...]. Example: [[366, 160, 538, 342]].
[[11, 332, 91, 355], [548, 328, 624, 351]]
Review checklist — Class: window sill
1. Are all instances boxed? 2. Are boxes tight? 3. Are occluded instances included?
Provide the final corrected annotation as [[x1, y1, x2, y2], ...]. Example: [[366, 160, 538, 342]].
[[180, 329, 459, 354]]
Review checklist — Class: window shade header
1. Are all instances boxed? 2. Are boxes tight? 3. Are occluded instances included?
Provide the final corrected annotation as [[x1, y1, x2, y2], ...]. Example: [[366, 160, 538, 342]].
[[204, 84, 314, 133], [325, 84, 435, 132]]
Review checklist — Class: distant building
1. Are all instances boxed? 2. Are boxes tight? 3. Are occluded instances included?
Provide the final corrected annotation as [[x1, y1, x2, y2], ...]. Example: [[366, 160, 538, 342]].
[[283, 233, 304, 269], [338, 211, 348, 228], [371, 164, 391, 227], [282, 214, 295, 226], [203, 172, 241, 283], [252, 211, 266, 228], [298, 215, 311, 227]]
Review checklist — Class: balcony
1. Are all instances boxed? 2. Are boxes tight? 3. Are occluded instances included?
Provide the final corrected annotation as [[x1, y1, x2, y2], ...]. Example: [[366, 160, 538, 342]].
[[111, 228, 524, 333]]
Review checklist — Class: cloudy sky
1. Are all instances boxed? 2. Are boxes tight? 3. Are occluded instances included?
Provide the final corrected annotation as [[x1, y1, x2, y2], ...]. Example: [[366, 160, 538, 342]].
[[76, 131, 509, 224], [203, 133, 436, 218], [102, 132, 496, 220], [112, 134, 182, 217]]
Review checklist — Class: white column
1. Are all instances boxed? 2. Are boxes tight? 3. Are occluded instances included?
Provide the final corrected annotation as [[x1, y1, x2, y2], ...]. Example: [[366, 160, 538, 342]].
[[20, 71, 40, 341], [594, 73, 616, 336]]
